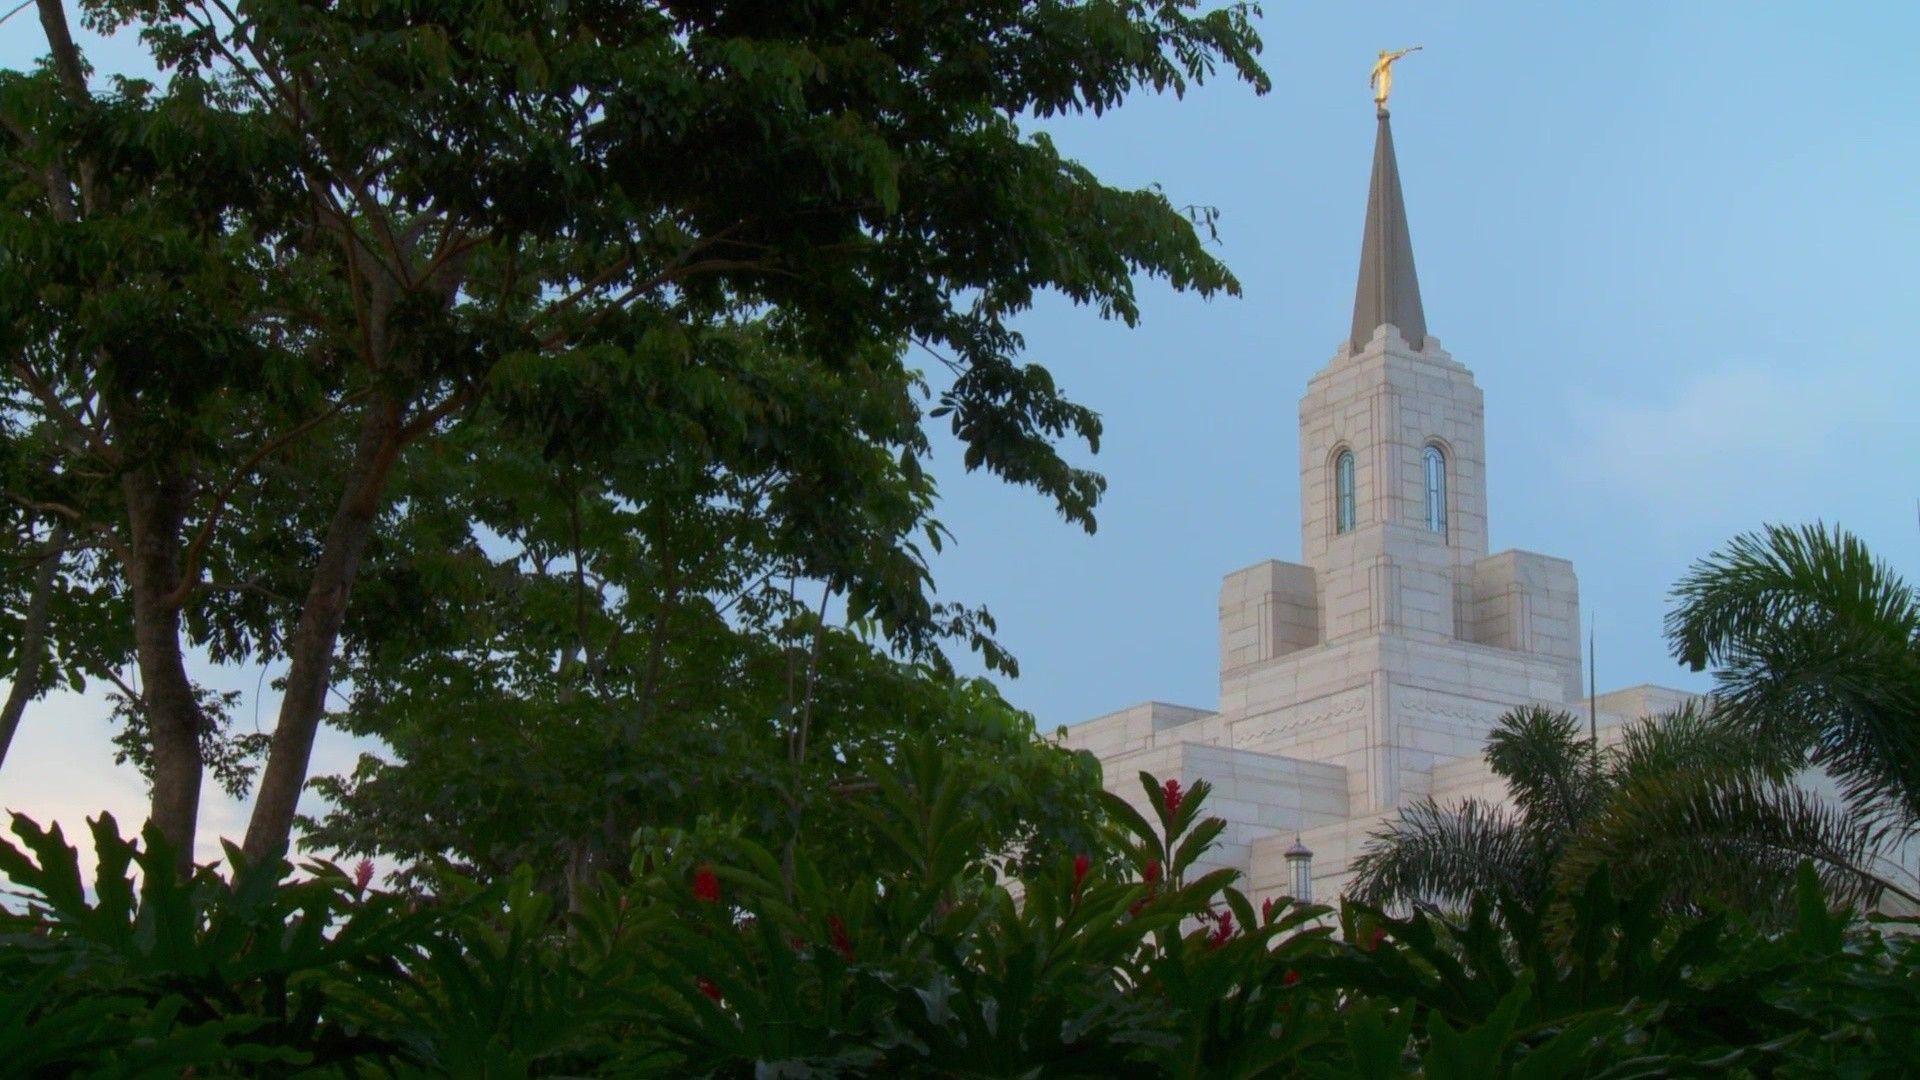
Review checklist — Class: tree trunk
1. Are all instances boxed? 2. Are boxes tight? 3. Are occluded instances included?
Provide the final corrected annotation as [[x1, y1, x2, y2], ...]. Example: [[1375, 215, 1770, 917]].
[[565, 840, 597, 915], [120, 468, 205, 879], [35, 0, 206, 874], [0, 521, 70, 771], [242, 399, 402, 862]]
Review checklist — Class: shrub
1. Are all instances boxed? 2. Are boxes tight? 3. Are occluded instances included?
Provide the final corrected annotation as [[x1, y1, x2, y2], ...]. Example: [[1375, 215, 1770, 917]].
[[5, 755, 1917, 1076]]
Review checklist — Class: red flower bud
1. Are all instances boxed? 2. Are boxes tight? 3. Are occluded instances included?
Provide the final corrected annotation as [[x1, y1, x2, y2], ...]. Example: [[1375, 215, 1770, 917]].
[[1262, 897, 1275, 924], [1143, 858, 1162, 885], [352, 858, 374, 891], [828, 915, 856, 961], [1283, 968, 1300, 987], [697, 977, 722, 1002], [692, 864, 721, 903], [1073, 853, 1091, 886], [1364, 925, 1387, 953], [1209, 909, 1233, 949], [1162, 778, 1183, 815]]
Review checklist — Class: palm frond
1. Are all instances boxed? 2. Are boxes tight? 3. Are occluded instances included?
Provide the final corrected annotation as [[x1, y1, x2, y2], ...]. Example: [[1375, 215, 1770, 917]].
[[1665, 523, 1920, 829], [1484, 706, 1603, 841], [1348, 798, 1549, 911], [1557, 769, 1918, 922], [1668, 523, 1919, 674], [1610, 700, 1798, 788]]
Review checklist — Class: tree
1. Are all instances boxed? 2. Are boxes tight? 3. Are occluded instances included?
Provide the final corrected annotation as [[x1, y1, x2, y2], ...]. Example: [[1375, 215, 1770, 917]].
[[1350, 703, 1918, 920], [1668, 523, 1920, 846], [285, 359, 1106, 903], [1, 0, 1269, 868]]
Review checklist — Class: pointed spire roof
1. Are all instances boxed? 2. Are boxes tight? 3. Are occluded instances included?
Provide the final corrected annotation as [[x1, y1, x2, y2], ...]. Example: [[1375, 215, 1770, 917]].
[[1350, 108, 1426, 352]]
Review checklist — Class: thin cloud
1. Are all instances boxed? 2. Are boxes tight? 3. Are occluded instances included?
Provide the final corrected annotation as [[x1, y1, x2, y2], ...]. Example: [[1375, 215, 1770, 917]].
[[1561, 360, 1910, 534]]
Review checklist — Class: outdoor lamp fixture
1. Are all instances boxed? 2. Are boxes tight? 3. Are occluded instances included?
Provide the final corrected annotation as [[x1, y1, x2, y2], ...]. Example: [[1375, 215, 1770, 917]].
[[1284, 837, 1313, 903]]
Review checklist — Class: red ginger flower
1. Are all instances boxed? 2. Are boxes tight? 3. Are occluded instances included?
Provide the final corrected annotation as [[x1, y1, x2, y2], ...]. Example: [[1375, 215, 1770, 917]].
[[1283, 968, 1300, 987], [352, 858, 374, 891], [692, 864, 721, 903], [1072, 853, 1091, 893], [1130, 858, 1165, 917], [1262, 897, 1275, 924], [1209, 910, 1233, 949], [1162, 778, 1183, 815], [828, 915, 856, 961], [697, 977, 722, 1002]]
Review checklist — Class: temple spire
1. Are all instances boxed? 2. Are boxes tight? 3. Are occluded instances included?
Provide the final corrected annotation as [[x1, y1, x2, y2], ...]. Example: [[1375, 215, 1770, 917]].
[[1350, 109, 1426, 352]]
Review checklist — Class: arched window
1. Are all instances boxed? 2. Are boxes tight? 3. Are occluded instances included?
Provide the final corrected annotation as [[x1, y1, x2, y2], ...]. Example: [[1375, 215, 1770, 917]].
[[1423, 444, 1447, 536], [1335, 450, 1356, 534]]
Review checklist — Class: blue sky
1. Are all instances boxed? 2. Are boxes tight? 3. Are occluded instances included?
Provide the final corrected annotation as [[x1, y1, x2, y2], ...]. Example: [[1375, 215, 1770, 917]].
[[923, 3, 1920, 729], [3, 3, 1917, 862]]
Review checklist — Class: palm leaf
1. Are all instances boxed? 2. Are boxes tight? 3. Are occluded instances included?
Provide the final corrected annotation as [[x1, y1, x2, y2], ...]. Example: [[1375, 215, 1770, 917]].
[[1485, 705, 1604, 840], [1609, 700, 1797, 787], [1556, 769, 1919, 921], [1348, 798, 1550, 911], [1666, 523, 1920, 830]]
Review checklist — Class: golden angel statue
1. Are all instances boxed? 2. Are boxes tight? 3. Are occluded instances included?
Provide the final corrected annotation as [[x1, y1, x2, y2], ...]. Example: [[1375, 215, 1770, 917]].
[[1370, 46, 1422, 110]]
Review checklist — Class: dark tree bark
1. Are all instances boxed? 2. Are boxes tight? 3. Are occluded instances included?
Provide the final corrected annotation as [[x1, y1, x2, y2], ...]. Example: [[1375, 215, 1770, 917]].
[[119, 464, 206, 879], [242, 397, 402, 861], [0, 521, 69, 771], [28, 0, 206, 876]]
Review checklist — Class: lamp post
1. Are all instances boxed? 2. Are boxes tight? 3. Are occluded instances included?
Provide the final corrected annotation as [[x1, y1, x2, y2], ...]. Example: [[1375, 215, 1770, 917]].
[[1284, 837, 1314, 903]]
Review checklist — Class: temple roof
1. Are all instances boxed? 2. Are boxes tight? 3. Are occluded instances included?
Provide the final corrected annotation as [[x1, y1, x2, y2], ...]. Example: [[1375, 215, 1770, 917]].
[[1350, 109, 1426, 352]]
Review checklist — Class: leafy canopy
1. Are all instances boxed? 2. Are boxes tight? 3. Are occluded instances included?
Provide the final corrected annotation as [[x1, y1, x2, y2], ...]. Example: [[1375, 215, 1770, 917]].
[[1, 0, 1271, 859]]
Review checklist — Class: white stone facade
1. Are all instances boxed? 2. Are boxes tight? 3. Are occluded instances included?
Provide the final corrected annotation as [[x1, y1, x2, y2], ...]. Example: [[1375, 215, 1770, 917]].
[[1062, 319, 1692, 906], [1061, 111, 1699, 908]]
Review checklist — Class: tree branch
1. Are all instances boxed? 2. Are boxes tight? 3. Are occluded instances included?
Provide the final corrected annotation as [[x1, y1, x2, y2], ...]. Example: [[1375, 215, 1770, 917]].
[[0, 535, 105, 561], [715, 567, 781, 619], [0, 520, 69, 770], [6, 494, 133, 565], [6, 493, 84, 523], [11, 361, 114, 463], [35, 0, 95, 213], [791, 579, 833, 769], [197, 577, 290, 604], [36, 0, 87, 100], [396, 388, 472, 444], [529, 220, 760, 348], [560, 463, 591, 696], [96, 663, 146, 711], [162, 390, 365, 609]]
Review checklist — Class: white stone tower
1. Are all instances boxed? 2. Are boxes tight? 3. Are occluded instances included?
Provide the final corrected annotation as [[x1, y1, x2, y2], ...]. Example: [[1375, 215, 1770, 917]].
[[1219, 106, 1584, 817], [1063, 107, 1688, 902]]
